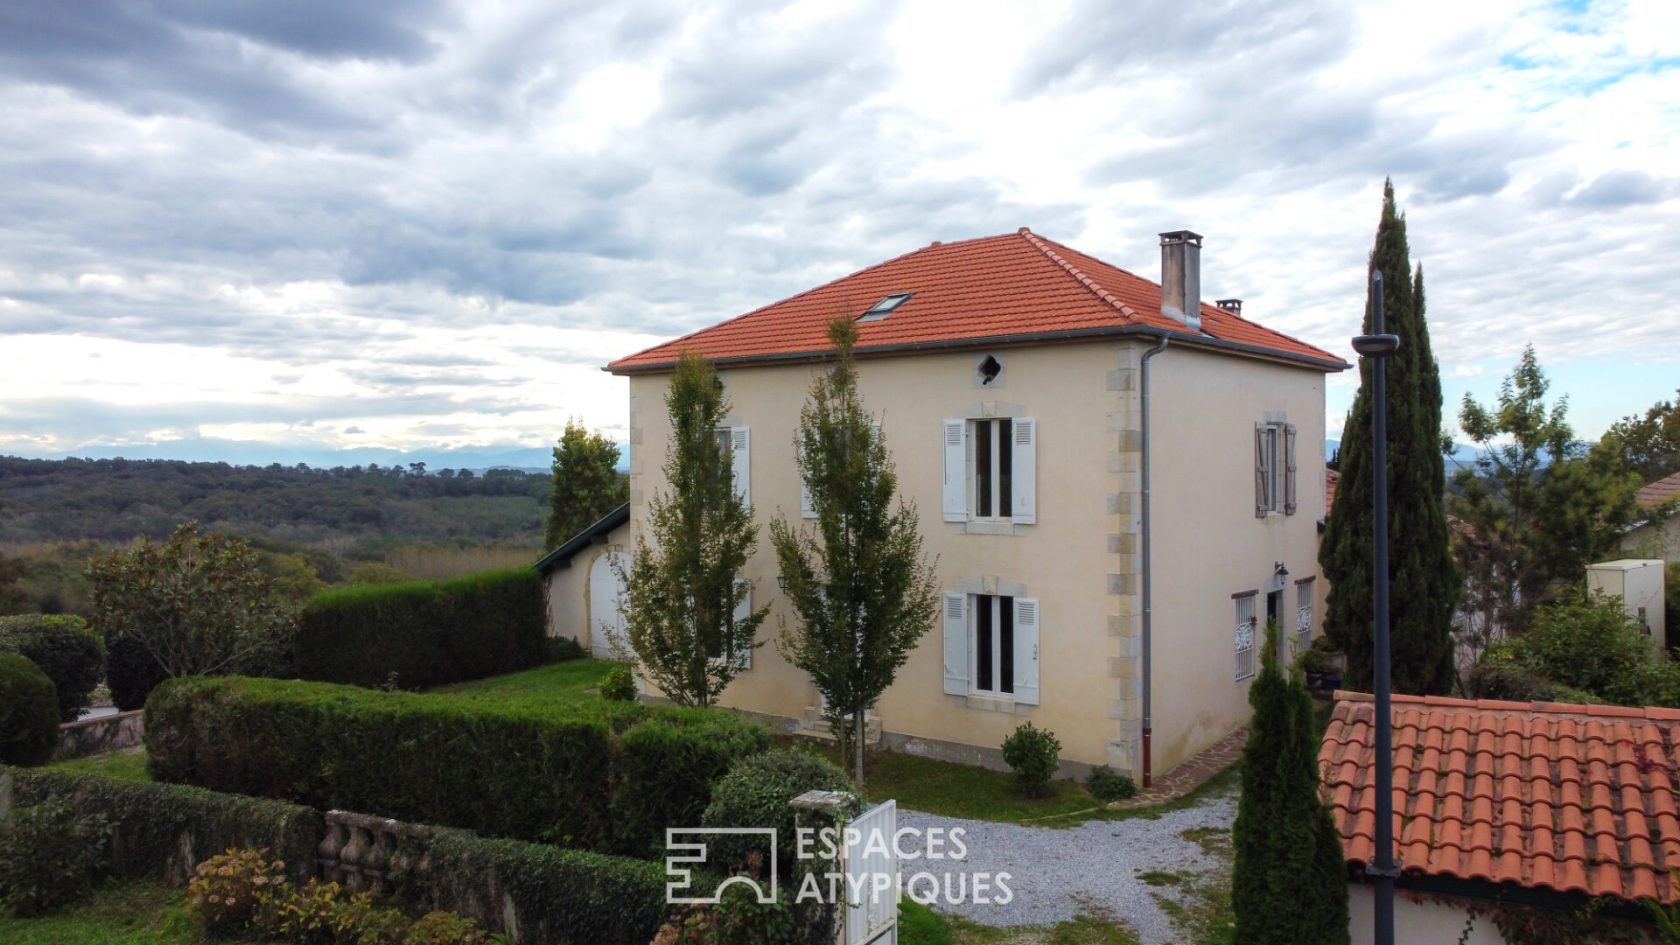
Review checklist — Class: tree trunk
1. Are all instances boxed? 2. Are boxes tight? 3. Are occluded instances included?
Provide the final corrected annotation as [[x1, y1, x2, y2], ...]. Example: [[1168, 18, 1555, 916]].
[[855, 710, 865, 786]]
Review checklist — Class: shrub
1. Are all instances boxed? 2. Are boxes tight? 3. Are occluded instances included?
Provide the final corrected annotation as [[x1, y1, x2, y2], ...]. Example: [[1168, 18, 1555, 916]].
[[610, 712, 773, 857], [145, 674, 769, 855], [0, 766, 320, 886], [700, 749, 853, 878], [0, 796, 111, 917], [1086, 765, 1137, 802], [295, 567, 546, 690], [1465, 656, 1594, 704], [105, 633, 172, 712], [0, 652, 58, 766], [1480, 592, 1680, 708], [545, 635, 586, 663], [420, 830, 668, 945], [402, 910, 490, 945], [600, 664, 637, 701], [187, 847, 286, 938], [1000, 722, 1061, 798], [0, 614, 106, 721]]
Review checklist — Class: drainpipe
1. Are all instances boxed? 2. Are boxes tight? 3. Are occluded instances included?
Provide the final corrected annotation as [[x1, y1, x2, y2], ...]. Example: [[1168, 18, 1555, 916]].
[[1139, 334, 1170, 788]]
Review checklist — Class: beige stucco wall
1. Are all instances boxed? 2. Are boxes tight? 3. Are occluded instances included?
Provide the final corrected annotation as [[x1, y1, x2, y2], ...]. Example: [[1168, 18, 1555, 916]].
[[1146, 343, 1327, 773], [541, 530, 629, 650], [1623, 518, 1680, 564], [1345, 885, 1508, 945], [624, 337, 1331, 775]]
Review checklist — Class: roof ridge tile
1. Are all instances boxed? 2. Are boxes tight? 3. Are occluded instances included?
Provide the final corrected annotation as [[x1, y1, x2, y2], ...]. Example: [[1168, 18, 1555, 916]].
[[1015, 230, 1143, 322]]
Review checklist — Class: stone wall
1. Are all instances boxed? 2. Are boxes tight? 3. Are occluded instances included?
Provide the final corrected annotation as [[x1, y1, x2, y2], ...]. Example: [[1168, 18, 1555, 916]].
[[53, 710, 144, 761]]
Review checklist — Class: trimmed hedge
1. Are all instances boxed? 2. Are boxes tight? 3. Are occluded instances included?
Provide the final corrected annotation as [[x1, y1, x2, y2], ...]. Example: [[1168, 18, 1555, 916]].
[[294, 567, 546, 690], [0, 653, 58, 767], [0, 765, 320, 885], [0, 615, 106, 722], [145, 675, 770, 855], [420, 830, 668, 945]]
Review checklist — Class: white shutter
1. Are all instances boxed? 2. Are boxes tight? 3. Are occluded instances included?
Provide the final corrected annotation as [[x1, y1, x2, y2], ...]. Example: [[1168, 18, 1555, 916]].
[[942, 421, 967, 522], [1011, 417, 1036, 524], [800, 480, 815, 518], [1283, 423, 1298, 515], [731, 427, 751, 505], [942, 593, 967, 695], [734, 581, 752, 669], [1254, 423, 1267, 518], [1013, 597, 1040, 705]]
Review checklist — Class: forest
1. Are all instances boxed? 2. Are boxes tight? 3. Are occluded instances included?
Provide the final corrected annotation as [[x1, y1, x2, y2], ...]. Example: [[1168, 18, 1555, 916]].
[[0, 456, 553, 614]]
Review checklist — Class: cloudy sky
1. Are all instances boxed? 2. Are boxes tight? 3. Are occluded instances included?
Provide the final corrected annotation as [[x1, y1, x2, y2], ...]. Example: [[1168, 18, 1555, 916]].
[[1, 0, 1676, 466]]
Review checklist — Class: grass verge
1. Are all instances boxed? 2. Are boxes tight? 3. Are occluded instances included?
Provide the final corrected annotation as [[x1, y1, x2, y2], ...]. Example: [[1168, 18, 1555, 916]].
[[46, 747, 151, 782], [0, 881, 198, 944], [427, 656, 621, 714]]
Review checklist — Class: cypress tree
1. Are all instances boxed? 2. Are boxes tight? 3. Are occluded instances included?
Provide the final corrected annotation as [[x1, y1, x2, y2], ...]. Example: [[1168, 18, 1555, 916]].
[[1319, 180, 1460, 694], [1232, 619, 1350, 945]]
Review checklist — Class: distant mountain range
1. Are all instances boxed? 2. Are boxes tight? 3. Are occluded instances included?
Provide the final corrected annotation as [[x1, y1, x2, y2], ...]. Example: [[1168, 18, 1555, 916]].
[[9, 439, 631, 474], [1325, 438, 1486, 472]]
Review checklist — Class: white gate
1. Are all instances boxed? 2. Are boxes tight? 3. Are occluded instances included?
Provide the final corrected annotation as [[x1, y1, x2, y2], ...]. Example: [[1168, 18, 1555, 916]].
[[844, 800, 898, 945], [588, 551, 628, 660]]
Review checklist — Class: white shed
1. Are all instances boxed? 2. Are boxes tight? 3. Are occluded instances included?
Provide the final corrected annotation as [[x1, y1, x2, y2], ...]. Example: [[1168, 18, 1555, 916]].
[[535, 503, 630, 658]]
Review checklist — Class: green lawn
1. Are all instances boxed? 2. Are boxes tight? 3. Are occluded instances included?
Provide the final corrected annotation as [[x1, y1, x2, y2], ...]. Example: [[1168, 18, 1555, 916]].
[[428, 657, 622, 715], [0, 882, 198, 944], [47, 747, 151, 783]]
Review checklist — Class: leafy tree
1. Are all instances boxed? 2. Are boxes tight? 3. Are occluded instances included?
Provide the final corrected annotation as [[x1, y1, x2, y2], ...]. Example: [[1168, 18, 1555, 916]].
[[86, 521, 298, 679], [1320, 181, 1459, 694], [1596, 390, 1680, 484], [1451, 347, 1641, 640], [617, 352, 768, 707], [545, 420, 629, 549], [1481, 592, 1680, 707], [770, 318, 939, 782], [1232, 619, 1349, 945]]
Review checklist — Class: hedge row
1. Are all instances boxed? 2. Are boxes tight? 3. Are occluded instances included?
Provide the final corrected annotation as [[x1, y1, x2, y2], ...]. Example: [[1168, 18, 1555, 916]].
[[0, 766, 320, 885], [0, 613, 105, 721], [419, 830, 668, 945], [2, 767, 673, 945], [145, 675, 771, 855], [294, 567, 546, 690]]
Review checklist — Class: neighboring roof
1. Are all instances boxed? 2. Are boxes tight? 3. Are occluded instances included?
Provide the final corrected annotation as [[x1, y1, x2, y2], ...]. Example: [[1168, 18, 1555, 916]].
[[1321, 691, 1680, 904], [1638, 470, 1680, 508], [609, 229, 1348, 374], [534, 503, 630, 573], [1325, 467, 1340, 517]]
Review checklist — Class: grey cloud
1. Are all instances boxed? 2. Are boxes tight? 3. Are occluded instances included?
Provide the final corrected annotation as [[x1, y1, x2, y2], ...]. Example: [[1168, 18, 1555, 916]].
[[152, 0, 451, 63], [1568, 170, 1671, 209]]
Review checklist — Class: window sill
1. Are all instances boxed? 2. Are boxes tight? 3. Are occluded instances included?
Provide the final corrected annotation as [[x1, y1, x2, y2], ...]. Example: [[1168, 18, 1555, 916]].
[[961, 519, 1026, 536], [956, 692, 1026, 714]]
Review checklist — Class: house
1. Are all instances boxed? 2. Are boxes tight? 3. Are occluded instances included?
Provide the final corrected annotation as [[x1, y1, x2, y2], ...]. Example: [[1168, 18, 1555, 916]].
[[1321, 691, 1676, 944], [1622, 470, 1680, 563], [606, 228, 1347, 779], [536, 503, 631, 660]]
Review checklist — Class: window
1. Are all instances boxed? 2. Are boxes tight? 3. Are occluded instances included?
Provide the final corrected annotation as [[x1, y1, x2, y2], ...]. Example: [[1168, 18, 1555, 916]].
[[943, 417, 1036, 525], [941, 591, 1039, 704], [712, 426, 751, 504], [857, 292, 912, 322], [1234, 592, 1257, 680], [706, 580, 754, 669], [1295, 579, 1315, 652], [1253, 421, 1298, 517]]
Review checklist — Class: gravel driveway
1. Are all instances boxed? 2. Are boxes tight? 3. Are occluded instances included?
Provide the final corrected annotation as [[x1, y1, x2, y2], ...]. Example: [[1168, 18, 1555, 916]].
[[895, 784, 1236, 945]]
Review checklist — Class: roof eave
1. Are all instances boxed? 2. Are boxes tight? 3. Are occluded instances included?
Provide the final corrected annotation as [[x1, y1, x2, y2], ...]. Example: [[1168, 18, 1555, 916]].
[[606, 325, 1350, 376], [534, 502, 631, 574]]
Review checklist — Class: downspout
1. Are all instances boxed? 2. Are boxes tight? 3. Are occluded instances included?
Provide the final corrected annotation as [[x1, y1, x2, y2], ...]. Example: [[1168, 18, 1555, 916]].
[[1139, 335, 1170, 788]]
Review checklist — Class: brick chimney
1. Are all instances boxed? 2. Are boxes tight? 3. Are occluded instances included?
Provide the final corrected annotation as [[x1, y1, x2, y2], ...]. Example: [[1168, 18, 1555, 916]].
[[1159, 230, 1203, 330]]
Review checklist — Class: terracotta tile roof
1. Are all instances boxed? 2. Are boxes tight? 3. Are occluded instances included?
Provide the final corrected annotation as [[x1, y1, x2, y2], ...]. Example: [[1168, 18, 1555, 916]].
[[1321, 691, 1680, 904], [1638, 470, 1680, 509], [1325, 467, 1340, 517], [609, 229, 1347, 373]]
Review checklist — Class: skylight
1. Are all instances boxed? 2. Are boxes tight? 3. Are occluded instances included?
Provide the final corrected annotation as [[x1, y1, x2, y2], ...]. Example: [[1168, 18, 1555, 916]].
[[856, 292, 912, 322]]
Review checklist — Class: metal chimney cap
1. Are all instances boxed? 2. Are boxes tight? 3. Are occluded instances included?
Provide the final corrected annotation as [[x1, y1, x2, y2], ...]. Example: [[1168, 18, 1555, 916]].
[[1158, 230, 1203, 245]]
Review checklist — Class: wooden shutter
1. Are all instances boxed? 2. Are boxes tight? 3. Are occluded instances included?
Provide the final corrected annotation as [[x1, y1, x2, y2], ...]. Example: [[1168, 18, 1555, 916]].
[[1012, 597, 1040, 705], [730, 427, 750, 505], [1254, 423, 1267, 518], [734, 581, 752, 669], [1011, 417, 1037, 524], [942, 421, 967, 522], [1283, 423, 1298, 515], [942, 593, 967, 695]]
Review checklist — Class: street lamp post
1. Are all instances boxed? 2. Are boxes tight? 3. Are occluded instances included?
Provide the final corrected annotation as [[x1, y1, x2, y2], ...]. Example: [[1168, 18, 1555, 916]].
[[1352, 269, 1400, 945]]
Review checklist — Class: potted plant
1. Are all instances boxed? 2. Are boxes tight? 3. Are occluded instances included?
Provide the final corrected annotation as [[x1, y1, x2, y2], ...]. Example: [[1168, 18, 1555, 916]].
[[1297, 645, 1329, 690], [1304, 635, 1343, 693]]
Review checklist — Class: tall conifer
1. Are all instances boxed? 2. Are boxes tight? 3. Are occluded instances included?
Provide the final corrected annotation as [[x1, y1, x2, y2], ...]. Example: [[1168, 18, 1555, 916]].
[[1320, 181, 1459, 694]]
